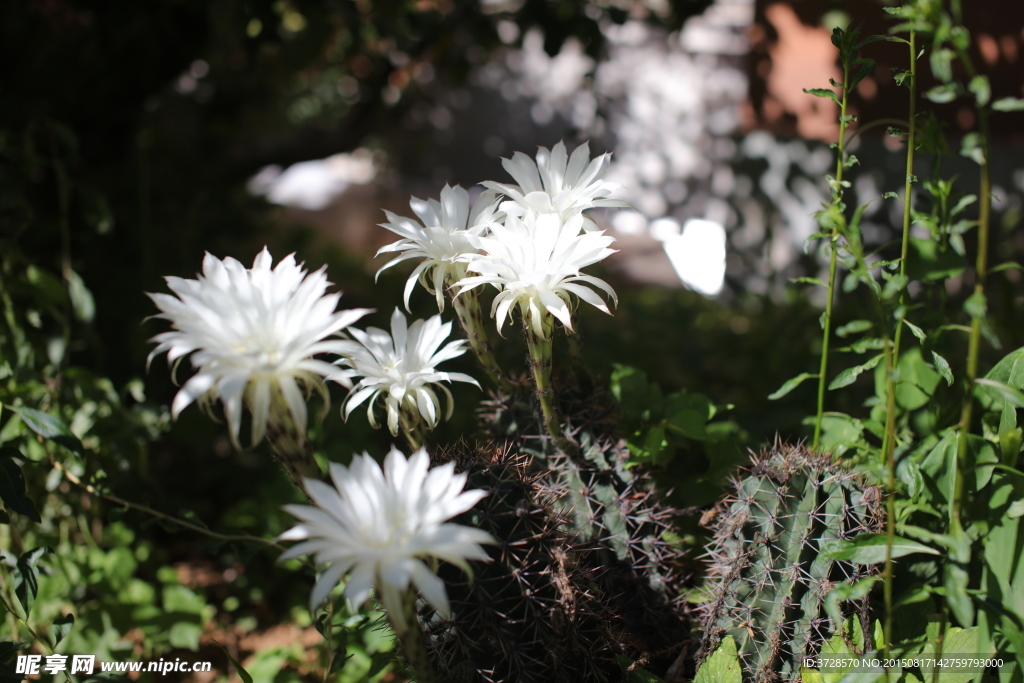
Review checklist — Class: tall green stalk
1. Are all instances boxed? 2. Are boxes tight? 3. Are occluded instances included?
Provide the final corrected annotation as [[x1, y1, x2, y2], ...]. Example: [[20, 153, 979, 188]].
[[523, 315, 577, 456], [813, 58, 853, 449], [880, 29, 916, 671], [451, 285, 515, 394]]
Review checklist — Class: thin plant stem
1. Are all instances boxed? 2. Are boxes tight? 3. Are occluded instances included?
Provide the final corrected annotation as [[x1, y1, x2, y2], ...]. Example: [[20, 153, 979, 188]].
[[0, 591, 74, 683], [952, 70, 990, 535], [450, 286, 514, 394], [881, 30, 916, 668], [48, 455, 308, 568], [264, 387, 322, 502], [813, 58, 853, 449], [524, 315, 577, 457], [388, 590, 439, 683]]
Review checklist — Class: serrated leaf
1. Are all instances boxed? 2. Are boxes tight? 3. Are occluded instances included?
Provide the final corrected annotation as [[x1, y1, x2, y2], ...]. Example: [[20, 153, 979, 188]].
[[769, 372, 818, 400], [902, 318, 926, 342], [883, 191, 899, 199], [14, 547, 53, 617], [790, 277, 826, 286], [8, 406, 83, 454], [886, 126, 905, 137], [829, 354, 883, 390], [0, 451, 40, 522], [837, 320, 872, 338], [932, 351, 953, 386], [803, 87, 840, 104], [694, 635, 742, 683], [822, 533, 940, 564]]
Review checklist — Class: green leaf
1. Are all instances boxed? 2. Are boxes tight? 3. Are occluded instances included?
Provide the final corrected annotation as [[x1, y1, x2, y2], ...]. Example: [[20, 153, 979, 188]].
[[803, 87, 840, 104], [837, 320, 872, 337], [925, 84, 958, 103], [902, 318, 926, 342], [694, 636, 742, 683], [821, 533, 940, 564], [993, 97, 1024, 111], [7, 406, 83, 455], [769, 372, 818, 400], [968, 75, 990, 106], [66, 270, 96, 323], [51, 614, 74, 647], [14, 547, 53, 617], [829, 354, 883, 390], [0, 450, 40, 522], [932, 351, 953, 386], [213, 641, 253, 683], [665, 410, 708, 441], [975, 378, 1024, 407], [790, 277, 826, 286]]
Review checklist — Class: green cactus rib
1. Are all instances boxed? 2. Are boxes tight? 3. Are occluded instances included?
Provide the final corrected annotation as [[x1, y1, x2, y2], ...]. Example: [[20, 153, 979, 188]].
[[697, 442, 883, 683], [476, 384, 692, 676]]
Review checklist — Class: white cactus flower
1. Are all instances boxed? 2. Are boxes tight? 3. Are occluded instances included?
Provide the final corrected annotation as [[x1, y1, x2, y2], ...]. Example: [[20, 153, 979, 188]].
[[335, 309, 479, 435], [279, 446, 495, 616], [455, 211, 618, 338], [375, 184, 501, 312], [147, 248, 370, 447], [482, 141, 629, 230]]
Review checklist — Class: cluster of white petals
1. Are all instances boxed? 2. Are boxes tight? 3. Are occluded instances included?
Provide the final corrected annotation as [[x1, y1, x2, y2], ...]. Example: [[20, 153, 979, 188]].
[[482, 141, 629, 231], [335, 309, 479, 435], [279, 447, 494, 615], [456, 212, 618, 338], [375, 184, 500, 312], [147, 248, 370, 446]]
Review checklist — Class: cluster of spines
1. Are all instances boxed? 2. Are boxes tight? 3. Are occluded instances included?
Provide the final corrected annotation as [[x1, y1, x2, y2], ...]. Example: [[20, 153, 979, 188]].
[[423, 444, 623, 683], [476, 382, 693, 676], [696, 441, 883, 683]]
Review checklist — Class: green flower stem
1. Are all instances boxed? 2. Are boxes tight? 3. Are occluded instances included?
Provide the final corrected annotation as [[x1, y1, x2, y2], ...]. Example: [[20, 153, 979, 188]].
[[265, 388, 322, 502], [952, 74, 991, 536], [400, 405, 428, 452], [881, 29, 916, 665], [524, 316, 577, 457], [451, 286, 515, 393], [813, 58, 853, 449], [388, 589, 439, 683]]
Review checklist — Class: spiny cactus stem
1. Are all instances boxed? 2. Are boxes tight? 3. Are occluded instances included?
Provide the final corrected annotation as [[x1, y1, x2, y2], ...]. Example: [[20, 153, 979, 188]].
[[389, 589, 440, 683], [264, 388, 321, 502], [524, 317, 578, 458], [450, 286, 515, 393]]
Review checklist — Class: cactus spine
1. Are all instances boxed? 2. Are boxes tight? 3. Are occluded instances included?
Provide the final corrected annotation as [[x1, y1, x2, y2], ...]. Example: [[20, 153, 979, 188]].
[[476, 381, 692, 677], [697, 442, 883, 683], [423, 445, 622, 682]]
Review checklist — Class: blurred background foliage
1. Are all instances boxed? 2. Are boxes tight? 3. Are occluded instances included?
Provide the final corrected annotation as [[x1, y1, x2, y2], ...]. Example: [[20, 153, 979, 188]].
[[1, 0, 1022, 680]]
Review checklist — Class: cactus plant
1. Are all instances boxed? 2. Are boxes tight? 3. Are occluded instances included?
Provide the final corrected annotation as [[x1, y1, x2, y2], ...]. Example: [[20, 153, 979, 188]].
[[422, 443, 623, 683], [471, 379, 693, 677], [696, 441, 884, 683]]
